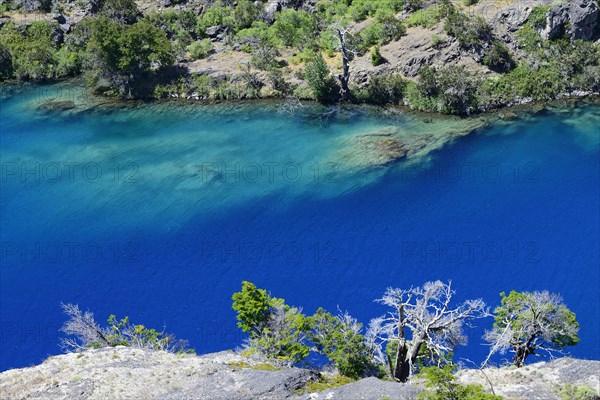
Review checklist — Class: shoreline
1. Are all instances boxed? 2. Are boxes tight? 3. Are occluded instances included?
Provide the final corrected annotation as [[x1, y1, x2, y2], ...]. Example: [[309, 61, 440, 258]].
[[2, 79, 599, 119]]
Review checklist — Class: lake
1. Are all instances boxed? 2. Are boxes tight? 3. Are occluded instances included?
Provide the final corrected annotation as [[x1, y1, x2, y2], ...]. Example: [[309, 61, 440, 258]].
[[1, 83, 598, 371]]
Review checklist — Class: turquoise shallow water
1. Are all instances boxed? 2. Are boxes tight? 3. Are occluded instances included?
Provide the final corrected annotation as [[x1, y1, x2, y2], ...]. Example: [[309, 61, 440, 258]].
[[1, 84, 599, 370]]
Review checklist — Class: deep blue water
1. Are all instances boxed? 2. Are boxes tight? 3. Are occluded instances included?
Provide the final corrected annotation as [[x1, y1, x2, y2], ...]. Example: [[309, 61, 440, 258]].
[[1, 85, 599, 371]]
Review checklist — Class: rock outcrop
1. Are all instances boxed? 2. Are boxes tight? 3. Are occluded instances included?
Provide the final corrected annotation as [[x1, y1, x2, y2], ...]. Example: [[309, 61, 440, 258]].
[[543, 0, 600, 41], [1, 349, 599, 400], [458, 357, 600, 400]]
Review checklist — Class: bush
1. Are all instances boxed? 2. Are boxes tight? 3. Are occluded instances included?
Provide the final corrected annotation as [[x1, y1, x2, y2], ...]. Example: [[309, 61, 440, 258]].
[[100, 0, 140, 24], [416, 365, 502, 400], [408, 65, 479, 114], [527, 5, 550, 30], [304, 54, 340, 103], [188, 39, 213, 59], [371, 45, 384, 66], [196, 0, 235, 35], [353, 75, 408, 105], [0, 21, 76, 81], [251, 43, 280, 71], [85, 18, 174, 96], [232, 282, 310, 365], [405, 6, 444, 28], [444, 10, 492, 51], [60, 303, 191, 353], [483, 40, 515, 72], [360, 13, 405, 49], [271, 9, 319, 49], [307, 308, 378, 379], [347, 0, 403, 22]]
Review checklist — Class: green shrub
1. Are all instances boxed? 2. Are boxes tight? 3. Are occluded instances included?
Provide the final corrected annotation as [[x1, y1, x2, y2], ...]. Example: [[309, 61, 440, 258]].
[[360, 13, 405, 49], [556, 384, 599, 400], [416, 366, 502, 400], [188, 39, 214, 59], [347, 0, 404, 21], [0, 21, 78, 81], [304, 54, 340, 103], [196, 0, 235, 35], [100, 0, 140, 24], [409, 65, 479, 114], [232, 281, 310, 364], [307, 308, 378, 379], [430, 34, 446, 48], [271, 9, 319, 49], [405, 6, 444, 28], [483, 40, 515, 72], [251, 43, 280, 70], [444, 10, 492, 51], [527, 5, 550, 30], [371, 45, 384, 66], [353, 75, 408, 105]]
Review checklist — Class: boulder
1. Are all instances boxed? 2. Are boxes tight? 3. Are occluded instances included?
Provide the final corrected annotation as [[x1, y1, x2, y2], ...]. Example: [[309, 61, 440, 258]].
[[205, 25, 222, 38], [51, 13, 66, 24]]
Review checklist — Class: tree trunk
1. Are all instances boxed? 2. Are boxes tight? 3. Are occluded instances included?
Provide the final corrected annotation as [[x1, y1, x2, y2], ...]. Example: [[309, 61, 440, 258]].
[[335, 28, 350, 100], [392, 341, 410, 382]]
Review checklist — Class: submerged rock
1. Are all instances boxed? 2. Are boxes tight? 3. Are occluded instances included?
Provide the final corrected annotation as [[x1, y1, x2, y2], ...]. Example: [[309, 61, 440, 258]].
[[35, 99, 76, 112]]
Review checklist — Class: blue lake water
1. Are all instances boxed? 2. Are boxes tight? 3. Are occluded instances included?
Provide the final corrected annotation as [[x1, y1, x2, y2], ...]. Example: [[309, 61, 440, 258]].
[[1, 84, 599, 371]]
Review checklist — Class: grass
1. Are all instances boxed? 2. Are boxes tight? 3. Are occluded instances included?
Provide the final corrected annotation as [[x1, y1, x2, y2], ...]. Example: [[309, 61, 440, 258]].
[[295, 375, 355, 393], [228, 361, 282, 371]]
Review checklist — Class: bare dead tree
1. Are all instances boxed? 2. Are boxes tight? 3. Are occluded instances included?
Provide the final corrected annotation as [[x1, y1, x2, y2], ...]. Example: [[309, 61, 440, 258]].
[[334, 26, 351, 100], [60, 303, 110, 351], [366, 280, 488, 382]]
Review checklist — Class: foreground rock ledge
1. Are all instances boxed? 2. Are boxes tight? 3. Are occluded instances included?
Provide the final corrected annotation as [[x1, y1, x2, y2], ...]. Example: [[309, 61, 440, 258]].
[[0, 348, 598, 400]]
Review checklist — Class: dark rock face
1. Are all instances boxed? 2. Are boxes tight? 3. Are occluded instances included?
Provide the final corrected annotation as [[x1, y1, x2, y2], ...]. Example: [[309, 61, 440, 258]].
[[542, 0, 599, 40], [543, 4, 569, 40], [569, 0, 599, 40]]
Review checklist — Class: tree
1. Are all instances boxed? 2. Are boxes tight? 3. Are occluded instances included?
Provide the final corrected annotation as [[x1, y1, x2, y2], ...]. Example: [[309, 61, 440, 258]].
[[304, 54, 340, 103], [232, 281, 271, 334], [484, 290, 580, 367], [307, 308, 378, 379], [232, 281, 310, 365], [366, 281, 488, 382], [86, 18, 174, 97]]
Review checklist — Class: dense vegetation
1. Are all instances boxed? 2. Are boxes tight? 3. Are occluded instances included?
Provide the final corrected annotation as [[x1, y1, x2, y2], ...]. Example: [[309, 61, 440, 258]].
[[1, 0, 599, 112]]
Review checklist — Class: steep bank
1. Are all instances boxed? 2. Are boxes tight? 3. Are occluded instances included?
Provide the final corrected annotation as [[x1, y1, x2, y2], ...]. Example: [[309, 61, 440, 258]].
[[1, 348, 598, 400]]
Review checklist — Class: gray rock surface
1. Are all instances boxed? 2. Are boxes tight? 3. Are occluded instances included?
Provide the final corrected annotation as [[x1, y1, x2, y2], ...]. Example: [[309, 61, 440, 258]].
[[542, 0, 599, 40], [294, 377, 423, 400], [458, 358, 600, 400], [1, 348, 599, 400], [569, 0, 600, 41]]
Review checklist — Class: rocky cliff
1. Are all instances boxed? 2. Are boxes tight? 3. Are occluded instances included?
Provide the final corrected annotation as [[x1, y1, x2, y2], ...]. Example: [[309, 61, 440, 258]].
[[1, 348, 598, 400]]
